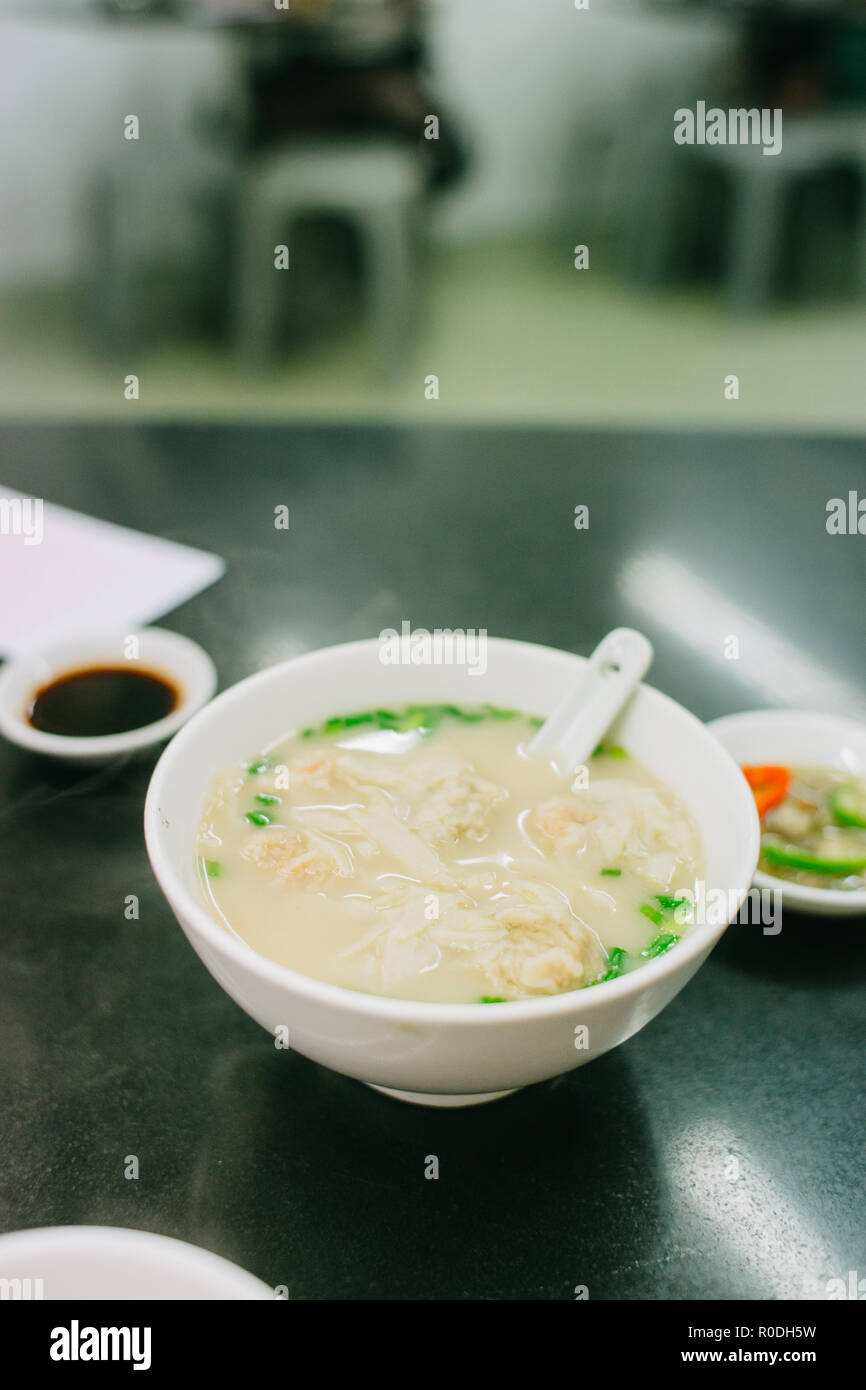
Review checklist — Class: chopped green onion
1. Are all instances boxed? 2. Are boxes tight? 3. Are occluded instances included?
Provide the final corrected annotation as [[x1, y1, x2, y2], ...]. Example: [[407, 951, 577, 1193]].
[[204, 859, 222, 878], [640, 902, 665, 927], [527, 716, 544, 727], [655, 894, 688, 910], [480, 995, 507, 1003], [255, 793, 280, 806], [397, 710, 429, 731], [247, 758, 272, 775], [297, 704, 548, 742], [600, 867, 622, 877], [600, 946, 627, 980], [587, 947, 628, 986], [641, 931, 679, 958], [244, 811, 271, 827]]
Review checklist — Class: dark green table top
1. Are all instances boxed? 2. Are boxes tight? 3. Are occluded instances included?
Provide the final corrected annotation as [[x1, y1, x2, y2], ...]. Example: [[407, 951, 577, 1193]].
[[1, 422, 864, 1300]]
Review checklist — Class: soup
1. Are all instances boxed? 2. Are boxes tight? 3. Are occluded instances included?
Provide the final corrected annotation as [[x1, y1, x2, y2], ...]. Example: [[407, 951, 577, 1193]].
[[744, 763, 866, 890], [197, 706, 705, 1003]]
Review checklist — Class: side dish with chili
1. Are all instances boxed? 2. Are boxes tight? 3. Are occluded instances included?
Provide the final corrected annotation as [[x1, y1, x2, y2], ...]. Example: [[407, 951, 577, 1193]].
[[742, 763, 866, 890]]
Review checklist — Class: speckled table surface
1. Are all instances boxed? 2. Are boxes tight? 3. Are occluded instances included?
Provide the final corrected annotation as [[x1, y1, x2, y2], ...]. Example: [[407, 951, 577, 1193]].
[[1, 422, 864, 1300]]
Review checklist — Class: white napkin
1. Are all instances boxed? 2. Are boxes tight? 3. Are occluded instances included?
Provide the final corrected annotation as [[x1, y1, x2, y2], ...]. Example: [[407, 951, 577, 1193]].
[[0, 486, 225, 657]]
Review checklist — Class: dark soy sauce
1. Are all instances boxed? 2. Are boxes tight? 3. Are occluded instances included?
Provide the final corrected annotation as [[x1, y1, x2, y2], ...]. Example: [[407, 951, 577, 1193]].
[[29, 666, 178, 737]]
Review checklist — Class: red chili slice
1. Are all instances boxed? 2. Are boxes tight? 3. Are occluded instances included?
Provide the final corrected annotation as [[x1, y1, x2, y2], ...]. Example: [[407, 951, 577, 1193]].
[[741, 764, 791, 818]]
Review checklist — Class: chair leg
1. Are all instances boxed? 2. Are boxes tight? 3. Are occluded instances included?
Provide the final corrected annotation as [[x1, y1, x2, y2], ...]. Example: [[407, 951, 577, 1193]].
[[858, 166, 866, 298], [234, 190, 285, 369], [87, 171, 137, 360], [627, 139, 681, 287], [360, 198, 419, 380], [188, 186, 231, 334], [727, 166, 786, 312]]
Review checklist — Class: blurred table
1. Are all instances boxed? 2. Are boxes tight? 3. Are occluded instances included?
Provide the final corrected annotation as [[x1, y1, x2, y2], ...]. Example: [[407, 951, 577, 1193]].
[[0, 422, 864, 1300]]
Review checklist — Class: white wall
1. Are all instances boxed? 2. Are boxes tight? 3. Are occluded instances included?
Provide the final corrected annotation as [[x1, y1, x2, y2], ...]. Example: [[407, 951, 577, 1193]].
[[0, 2, 734, 282], [0, 13, 235, 282]]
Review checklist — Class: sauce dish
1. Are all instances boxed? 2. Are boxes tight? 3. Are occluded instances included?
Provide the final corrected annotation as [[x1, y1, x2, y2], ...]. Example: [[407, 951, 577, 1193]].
[[0, 627, 216, 766]]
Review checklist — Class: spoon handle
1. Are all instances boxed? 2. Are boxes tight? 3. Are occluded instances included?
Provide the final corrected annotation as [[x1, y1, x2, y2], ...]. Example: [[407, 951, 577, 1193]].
[[527, 628, 654, 773]]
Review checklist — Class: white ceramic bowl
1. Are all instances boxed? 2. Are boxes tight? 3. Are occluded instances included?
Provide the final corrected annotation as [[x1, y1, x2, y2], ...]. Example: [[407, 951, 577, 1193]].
[[0, 1226, 273, 1300], [0, 627, 217, 766], [709, 709, 866, 917], [145, 637, 760, 1106]]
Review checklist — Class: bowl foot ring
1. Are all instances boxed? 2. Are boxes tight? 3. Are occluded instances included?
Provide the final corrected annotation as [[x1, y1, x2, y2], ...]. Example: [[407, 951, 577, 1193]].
[[364, 1083, 520, 1107]]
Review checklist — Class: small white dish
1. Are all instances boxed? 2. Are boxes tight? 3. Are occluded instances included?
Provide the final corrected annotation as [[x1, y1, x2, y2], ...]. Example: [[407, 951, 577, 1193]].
[[0, 628, 217, 766], [709, 709, 866, 917], [146, 636, 760, 1106], [0, 1225, 273, 1300]]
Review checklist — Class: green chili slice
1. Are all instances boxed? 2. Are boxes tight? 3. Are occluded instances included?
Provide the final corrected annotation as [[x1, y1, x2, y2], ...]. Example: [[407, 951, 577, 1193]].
[[762, 842, 866, 875]]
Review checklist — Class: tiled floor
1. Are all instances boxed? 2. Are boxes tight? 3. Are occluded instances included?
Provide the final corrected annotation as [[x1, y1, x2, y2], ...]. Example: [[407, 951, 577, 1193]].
[[0, 240, 863, 433]]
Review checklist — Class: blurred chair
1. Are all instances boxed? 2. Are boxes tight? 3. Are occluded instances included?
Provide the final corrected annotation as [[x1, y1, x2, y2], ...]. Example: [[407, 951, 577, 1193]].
[[614, 60, 733, 287], [628, 108, 866, 310], [233, 135, 424, 378], [84, 33, 248, 356], [696, 113, 866, 309]]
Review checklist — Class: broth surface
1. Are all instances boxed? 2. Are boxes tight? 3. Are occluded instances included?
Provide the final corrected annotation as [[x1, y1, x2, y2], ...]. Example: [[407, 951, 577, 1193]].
[[197, 709, 705, 1002]]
